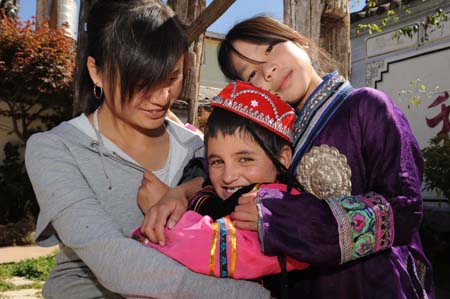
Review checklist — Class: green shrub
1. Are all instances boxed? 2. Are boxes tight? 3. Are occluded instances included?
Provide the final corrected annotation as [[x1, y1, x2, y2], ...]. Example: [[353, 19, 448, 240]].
[[0, 255, 54, 293], [0, 280, 15, 292], [0, 255, 57, 283], [12, 255, 56, 281], [0, 10, 74, 230], [422, 136, 450, 204], [0, 263, 15, 280]]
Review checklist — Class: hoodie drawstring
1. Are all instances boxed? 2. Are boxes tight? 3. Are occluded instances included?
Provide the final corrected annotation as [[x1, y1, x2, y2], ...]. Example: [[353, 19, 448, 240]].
[[91, 130, 113, 190], [92, 109, 113, 190]]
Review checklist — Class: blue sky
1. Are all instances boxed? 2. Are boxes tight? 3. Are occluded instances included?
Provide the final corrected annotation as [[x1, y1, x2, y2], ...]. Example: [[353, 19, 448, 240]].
[[19, 0, 365, 34]]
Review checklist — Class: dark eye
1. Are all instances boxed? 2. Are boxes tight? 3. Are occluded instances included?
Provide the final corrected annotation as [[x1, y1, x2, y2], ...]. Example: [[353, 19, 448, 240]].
[[265, 44, 274, 54], [169, 72, 181, 82], [209, 159, 223, 167], [239, 157, 253, 163], [248, 71, 256, 82]]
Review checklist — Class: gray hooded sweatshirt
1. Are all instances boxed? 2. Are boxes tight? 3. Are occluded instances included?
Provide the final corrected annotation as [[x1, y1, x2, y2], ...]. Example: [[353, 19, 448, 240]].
[[25, 120, 270, 299]]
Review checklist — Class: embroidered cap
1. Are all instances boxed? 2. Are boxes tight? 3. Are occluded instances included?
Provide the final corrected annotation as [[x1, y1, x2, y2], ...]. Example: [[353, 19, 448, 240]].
[[210, 81, 296, 143]]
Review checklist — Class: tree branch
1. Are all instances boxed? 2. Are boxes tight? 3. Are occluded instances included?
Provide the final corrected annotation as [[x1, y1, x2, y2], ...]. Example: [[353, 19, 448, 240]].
[[9, 110, 23, 142], [186, 0, 236, 44]]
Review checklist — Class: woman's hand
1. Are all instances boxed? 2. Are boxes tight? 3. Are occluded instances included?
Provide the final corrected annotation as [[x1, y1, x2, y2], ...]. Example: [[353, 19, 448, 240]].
[[137, 171, 169, 213], [140, 176, 204, 246], [231, 190, 259, 231]]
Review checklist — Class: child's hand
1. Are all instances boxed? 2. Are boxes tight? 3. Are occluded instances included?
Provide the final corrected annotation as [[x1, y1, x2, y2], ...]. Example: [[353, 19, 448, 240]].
[[139, 176, 203, 245], [140, 186, 188, 246], [137, 171, 169, 213], [231, 190, 258, 231]]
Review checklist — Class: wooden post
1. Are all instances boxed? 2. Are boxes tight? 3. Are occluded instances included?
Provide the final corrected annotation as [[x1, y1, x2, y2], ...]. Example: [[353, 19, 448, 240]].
[[169, 0, 235, 126], [168, 0, 205, 126]]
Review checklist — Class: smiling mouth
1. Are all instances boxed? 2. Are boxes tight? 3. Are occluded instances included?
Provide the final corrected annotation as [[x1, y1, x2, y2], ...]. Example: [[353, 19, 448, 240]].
[[277, 71, 292, 92], [224, 186, 242, 194], [140, 108, 166, 119]]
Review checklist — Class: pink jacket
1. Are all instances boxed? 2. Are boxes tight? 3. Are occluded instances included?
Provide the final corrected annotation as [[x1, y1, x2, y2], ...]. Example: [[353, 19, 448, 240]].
[[131, 209, 308, 279]]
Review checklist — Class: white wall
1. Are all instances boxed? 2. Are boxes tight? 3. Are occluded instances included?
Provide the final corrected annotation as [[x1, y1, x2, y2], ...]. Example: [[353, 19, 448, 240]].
[[350, 1, 450, 200]]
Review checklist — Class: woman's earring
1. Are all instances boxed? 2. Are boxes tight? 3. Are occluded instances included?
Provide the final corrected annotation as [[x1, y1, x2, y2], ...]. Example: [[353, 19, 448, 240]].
[[93, 84, 103, 99]]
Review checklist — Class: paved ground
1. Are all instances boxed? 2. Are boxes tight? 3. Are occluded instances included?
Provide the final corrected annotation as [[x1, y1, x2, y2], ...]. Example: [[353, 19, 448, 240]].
[[0, 245, 58, 264], [0, 246, 55, 299], [0, 288, 42, 299], [1, 277, 42, 299]]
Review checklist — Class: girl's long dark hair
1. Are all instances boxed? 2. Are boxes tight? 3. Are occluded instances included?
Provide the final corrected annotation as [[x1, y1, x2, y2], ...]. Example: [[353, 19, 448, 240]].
[[76, 0, 188, 114]]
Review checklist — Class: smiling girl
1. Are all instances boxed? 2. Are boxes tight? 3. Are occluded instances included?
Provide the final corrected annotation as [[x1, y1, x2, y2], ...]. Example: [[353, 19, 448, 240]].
[[132, 81, 308, 297], [216, 15, 434, 299]]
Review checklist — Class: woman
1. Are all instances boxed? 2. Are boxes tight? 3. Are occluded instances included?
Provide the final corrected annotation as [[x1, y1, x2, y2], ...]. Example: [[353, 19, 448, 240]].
[[24, 1, 270, 298], [215, 16, 434, 299]]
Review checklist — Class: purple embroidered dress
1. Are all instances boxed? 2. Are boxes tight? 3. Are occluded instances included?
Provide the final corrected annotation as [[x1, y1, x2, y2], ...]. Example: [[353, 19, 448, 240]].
[[256, 71, 434, 299]]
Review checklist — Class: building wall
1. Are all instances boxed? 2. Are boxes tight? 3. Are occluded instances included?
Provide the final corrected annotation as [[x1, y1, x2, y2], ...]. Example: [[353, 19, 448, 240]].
[[200, 33, 228, 89]]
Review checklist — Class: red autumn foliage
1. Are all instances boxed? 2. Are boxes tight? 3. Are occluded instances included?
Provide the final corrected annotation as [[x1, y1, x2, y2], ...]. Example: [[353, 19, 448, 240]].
[[0, 12, 75, 143]]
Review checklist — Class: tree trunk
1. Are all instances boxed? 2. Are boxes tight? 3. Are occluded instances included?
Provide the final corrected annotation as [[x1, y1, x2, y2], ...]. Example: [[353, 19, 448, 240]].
[[0, 0, 19, 18], [283, 0, 351, 79], [186, 0, 236, 44], [321, 0, 351, 78], [169, 0, 235, 126], [168, 0, 205, 126]]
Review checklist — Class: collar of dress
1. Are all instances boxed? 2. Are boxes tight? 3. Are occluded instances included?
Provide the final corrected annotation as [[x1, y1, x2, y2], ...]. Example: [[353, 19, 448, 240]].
[[290, 70, 354, 171]]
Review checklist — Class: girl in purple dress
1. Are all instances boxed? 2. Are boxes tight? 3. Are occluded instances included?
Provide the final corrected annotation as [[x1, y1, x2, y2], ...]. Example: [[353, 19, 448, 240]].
[[214, 15, 434, 299]]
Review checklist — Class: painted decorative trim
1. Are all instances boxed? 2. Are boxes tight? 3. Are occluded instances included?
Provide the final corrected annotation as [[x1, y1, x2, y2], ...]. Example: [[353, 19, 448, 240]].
[[366, 60, 385, 87]]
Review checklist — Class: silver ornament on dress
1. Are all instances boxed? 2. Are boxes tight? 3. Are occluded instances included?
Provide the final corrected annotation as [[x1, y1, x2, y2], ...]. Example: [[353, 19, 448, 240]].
[[297, 144, 352, 199]]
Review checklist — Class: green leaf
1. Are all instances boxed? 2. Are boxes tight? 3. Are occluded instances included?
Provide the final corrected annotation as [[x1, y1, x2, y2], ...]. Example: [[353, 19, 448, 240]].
[[411, 96, 422, 106], [372, 24, 382, 32]]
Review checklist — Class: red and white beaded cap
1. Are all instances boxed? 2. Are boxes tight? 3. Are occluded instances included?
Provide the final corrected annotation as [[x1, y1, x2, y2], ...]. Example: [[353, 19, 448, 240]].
[[210, 81, 296, 143]]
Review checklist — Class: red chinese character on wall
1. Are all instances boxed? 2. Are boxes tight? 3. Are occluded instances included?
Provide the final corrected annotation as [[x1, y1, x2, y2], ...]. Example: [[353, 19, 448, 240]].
[[426, 91, 450, 138]]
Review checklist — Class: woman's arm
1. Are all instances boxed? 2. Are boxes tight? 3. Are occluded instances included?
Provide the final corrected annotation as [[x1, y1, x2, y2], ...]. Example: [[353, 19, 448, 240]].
[[25, 133, 270, 299]]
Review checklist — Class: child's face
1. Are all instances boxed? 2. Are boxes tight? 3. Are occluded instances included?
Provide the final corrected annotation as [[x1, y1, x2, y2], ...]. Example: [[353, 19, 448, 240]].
[[207, 131, 279, 200]]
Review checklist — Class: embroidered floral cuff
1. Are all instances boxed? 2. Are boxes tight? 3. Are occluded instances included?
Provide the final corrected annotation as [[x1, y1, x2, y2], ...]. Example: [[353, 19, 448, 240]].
[[325, 192, 394, 264]]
